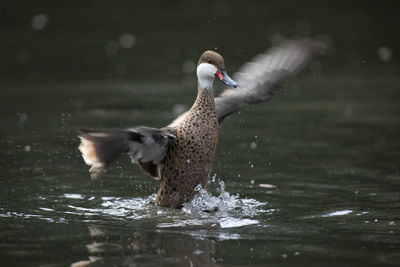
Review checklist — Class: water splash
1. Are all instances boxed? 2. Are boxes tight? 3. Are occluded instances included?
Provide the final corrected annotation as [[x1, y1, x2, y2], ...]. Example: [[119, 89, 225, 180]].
[[2, 180, 270, 229], [71, 180, 268, 228], [182, 181, 262, 216], [176, 181, 267, 228]]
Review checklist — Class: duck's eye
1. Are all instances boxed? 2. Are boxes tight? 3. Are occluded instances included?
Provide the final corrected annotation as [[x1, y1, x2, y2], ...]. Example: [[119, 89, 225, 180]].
[[207, 59, 212, 63]]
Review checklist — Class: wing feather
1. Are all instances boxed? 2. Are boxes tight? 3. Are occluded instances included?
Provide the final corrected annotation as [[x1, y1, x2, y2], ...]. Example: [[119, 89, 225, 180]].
[[216, 40, 324, 123], [78, 127, 176, 179]]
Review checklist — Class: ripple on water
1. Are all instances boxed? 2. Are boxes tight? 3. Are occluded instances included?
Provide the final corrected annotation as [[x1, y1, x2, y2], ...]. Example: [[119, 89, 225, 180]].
[[321, 209, 353, 217]]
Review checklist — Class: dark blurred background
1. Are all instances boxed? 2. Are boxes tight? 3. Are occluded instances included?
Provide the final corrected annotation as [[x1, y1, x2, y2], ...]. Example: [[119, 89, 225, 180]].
[[1, 0, 399, 82]]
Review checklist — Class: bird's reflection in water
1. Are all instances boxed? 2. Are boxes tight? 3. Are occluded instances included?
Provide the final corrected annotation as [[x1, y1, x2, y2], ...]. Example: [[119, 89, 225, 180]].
[[71, 225, 219, 267]]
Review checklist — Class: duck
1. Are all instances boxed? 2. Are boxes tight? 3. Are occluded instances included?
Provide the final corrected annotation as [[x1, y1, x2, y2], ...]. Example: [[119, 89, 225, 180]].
[[78, 40, 320, 208]]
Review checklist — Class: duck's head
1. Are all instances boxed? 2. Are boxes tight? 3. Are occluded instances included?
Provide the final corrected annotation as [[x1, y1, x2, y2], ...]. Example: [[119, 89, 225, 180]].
[[196, 50, 238, 90]]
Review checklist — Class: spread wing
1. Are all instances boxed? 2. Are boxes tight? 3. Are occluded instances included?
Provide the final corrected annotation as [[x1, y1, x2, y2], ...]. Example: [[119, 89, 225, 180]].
[[216, 40, 323, 123], [79, 39, 323, 179], [78, 127, 176, 179]]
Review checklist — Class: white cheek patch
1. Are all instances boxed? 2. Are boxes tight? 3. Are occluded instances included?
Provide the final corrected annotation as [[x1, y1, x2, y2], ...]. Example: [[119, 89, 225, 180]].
[[197, 63, 217, 90]]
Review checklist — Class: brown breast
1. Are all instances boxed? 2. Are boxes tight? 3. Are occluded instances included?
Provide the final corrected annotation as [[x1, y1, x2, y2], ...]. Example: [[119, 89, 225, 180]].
[[156, 89, 219, 208]]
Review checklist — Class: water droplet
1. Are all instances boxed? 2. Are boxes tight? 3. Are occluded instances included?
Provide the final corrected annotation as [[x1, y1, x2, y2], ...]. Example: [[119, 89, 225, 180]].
[[194, 184, 203, 192], [31, 14, 48, 30], [250, 142, 257, 149], [186, 158, 191, 164], [119, 33, 136, 49], [377, 46, 392, 62], [24, 145, 31, 152]]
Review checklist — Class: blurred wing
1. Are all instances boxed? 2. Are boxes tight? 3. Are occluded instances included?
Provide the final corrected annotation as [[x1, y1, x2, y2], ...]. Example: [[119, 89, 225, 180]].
[[216, 40, 322, 123], [78, 126, 176, 179]]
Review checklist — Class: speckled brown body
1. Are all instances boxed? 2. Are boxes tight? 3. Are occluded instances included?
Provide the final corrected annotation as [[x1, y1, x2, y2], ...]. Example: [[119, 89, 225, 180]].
[[156, 88, 219, 208]]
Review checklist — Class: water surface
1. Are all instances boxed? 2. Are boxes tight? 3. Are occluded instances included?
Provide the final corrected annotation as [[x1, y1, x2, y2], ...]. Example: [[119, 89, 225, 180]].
[[1, 72, 399, 266]]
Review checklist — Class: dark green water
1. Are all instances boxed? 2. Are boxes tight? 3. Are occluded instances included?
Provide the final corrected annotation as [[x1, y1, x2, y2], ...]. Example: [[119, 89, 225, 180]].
[[1, 72, 400, 266], [1, 1, 400, 266]]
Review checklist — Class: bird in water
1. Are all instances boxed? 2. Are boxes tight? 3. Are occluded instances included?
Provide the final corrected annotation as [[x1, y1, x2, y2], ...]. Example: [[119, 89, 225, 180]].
[[78, 40, 321, 208]]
